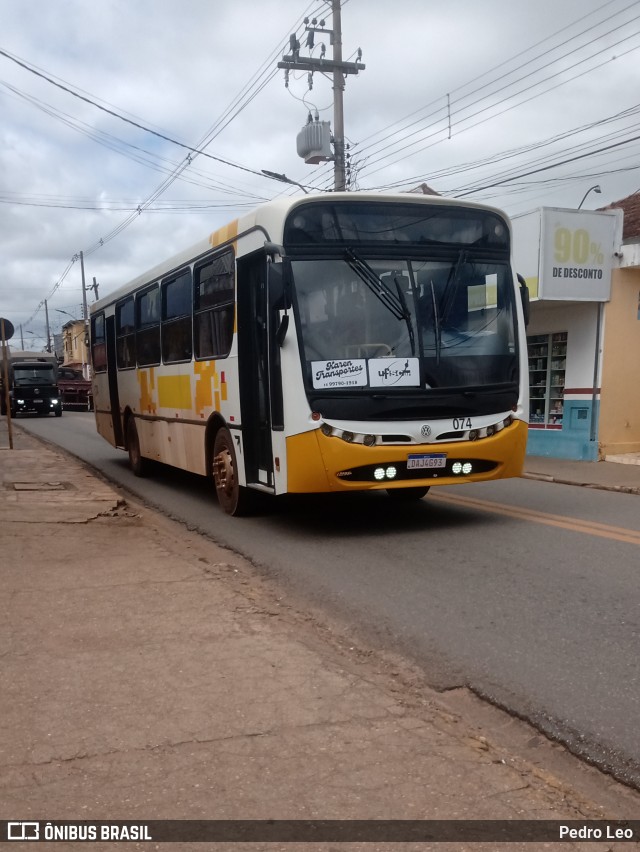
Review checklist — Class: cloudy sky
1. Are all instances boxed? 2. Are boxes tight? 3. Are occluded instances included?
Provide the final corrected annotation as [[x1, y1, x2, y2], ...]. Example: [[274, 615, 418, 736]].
[[2, 0, 640, 349]]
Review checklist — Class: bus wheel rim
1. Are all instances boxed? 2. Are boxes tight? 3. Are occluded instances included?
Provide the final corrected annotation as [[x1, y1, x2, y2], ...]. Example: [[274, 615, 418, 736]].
[[214, 447, 235, 496]]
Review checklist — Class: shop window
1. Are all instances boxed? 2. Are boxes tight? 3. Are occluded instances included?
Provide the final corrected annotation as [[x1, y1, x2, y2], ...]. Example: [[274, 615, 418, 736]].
[[528, 332, 567, 428]]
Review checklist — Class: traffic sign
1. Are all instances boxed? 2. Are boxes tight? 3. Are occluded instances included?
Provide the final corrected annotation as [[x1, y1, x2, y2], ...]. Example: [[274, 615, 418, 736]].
[[0, 318, 15, 341]]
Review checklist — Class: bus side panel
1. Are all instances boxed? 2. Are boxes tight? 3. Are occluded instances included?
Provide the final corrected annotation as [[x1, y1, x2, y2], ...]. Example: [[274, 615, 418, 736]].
[[125, 357, 243, 478], [94, 408, 117, 448], [135, 417, 208, 476]]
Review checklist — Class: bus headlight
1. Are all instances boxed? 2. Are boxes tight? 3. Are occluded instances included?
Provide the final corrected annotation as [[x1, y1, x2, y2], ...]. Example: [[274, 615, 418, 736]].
[[363, 434, 376, 447], [374, 467, 386, 481], [453, 462, 473, 475], [341, 430, 355, 443]]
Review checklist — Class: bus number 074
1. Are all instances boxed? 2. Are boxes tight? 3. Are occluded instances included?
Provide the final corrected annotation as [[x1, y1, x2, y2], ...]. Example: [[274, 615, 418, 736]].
[[452, 417, 472, 430]]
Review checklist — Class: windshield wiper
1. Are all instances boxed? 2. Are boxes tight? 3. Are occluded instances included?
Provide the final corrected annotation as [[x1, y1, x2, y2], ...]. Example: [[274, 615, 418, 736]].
[[430, 279, 442, 364], [440, 248, 467, 327], [393, 274, 416, 356], [344, 248, 406, 321]]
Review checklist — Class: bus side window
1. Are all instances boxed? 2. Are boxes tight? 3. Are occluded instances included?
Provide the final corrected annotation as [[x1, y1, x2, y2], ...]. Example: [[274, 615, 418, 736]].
[[116, 297, 136, 369], [194, 251, 235, 360], [136, 285, 161, 366], [91, 313, 107, 372], [162, 270, 193, 363]]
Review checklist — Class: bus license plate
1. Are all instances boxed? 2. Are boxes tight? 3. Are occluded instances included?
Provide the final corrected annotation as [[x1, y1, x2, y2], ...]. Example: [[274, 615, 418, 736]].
[[407, 453, 446, 470]]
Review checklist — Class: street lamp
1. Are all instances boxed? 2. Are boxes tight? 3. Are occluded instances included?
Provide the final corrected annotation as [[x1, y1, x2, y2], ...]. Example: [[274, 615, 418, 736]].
[[577, 185, 601, 209], [261, 170, 309, 194], [55, 309, 79, 321]]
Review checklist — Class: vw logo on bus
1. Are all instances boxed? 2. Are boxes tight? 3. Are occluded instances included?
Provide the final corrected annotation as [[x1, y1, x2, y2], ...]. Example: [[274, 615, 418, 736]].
[[421, 424, 432, 438]]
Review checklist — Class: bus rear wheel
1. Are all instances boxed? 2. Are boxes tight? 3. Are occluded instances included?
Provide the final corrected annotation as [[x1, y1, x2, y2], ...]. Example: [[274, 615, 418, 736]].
[[212, 427, 253, 516], [386, 486, 430, 501], [126, 417, 148, 477]]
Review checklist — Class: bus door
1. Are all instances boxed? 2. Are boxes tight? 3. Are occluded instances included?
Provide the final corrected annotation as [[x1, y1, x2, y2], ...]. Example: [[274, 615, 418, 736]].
[[237, 252, 274, 489], [105, 315, 124, 447]]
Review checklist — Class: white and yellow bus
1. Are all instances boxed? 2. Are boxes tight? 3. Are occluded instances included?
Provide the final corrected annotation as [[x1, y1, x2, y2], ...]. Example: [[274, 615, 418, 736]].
[[91, 192, 530, 515]]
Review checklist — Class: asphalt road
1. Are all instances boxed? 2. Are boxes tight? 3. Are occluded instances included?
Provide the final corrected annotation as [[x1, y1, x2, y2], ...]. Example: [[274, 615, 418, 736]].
[[19, 411, 640, 789]]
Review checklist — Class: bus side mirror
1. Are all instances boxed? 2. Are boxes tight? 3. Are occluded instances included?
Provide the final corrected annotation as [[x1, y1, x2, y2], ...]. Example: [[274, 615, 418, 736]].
[[276, 314, 289, 346], [268, 257, 290, 346], [517, 274, 530, 327]]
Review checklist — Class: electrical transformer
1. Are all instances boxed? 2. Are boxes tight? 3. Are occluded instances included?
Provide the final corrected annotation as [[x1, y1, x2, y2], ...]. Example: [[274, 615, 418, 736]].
[[296, 120, 333, 164]]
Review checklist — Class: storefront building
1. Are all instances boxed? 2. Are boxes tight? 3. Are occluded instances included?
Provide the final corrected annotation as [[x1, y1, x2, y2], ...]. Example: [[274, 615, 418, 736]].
[[511, 199, 639, 460], [598, 193, 640, 458]]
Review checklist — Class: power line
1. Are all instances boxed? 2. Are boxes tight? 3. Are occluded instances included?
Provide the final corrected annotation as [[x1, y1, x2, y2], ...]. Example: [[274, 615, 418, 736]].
[[368, 103, 640, 192], [0, 46, 270, 180], [351, 2, 640, 181], [358, 0, 633, 157], [0, 80, 269, 201], [359, 26, 640, 180], [298, 0, 640, 190], [18, 4, 322, 325], [450, 132, 640, 197]]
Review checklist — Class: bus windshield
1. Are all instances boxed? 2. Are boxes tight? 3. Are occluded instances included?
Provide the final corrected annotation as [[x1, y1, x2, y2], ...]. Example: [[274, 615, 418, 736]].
[[292, 254, 518, 391]]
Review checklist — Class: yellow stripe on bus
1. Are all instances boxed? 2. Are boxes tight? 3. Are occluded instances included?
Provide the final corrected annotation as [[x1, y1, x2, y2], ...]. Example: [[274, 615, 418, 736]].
[[194, 361, 216, 412], [209, 220, 238, 249], [138, 368, 157, 414], [158, 374, 192, 410]]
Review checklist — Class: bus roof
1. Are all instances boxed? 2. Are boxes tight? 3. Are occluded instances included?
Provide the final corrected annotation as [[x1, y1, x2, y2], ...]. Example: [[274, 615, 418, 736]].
[[91, 191, 509, 314]]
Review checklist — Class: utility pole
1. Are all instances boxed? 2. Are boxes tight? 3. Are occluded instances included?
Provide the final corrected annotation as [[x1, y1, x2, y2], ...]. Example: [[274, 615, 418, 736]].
[[278, 0, 364, 191], [80, 251, 89, 323], [79, 251, 90, 379], [44, 299, 52, 353], [331, 0, 346, 192]]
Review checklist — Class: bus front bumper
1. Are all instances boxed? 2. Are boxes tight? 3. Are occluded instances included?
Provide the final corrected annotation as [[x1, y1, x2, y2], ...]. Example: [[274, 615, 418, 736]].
[[285, 419, 528, 493]]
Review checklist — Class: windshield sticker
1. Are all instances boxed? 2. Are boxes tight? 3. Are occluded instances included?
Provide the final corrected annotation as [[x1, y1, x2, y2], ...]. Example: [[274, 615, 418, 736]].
[[369, 357, 420, 387], [312, 359, 367, 389]]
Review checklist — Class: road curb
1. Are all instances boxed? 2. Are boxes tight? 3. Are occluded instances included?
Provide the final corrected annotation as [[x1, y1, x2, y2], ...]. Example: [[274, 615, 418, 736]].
[[523, 472, 640, 495]]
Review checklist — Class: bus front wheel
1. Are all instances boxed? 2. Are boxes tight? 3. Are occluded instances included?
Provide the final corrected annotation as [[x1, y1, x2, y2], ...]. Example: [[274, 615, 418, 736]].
[[126, 417, 148, 477], [386, 486, 430, 501], [212, 427, 252, 516]]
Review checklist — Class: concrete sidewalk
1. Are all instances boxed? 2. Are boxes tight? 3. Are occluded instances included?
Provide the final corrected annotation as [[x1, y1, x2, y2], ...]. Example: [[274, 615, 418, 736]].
[[524, 454, 640, 495], [1, 421, 639, 850]]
